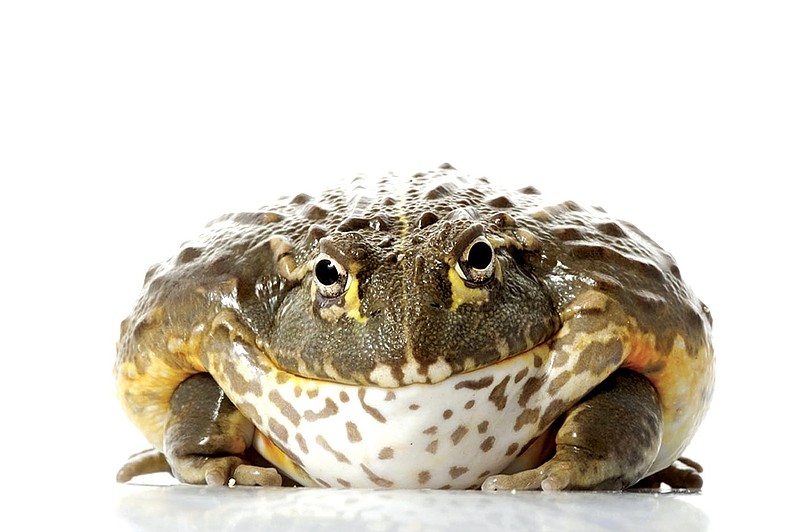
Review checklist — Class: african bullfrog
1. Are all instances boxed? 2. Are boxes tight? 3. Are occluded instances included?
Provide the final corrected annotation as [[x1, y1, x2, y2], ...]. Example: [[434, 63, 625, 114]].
[[115, 164, 713, 490]]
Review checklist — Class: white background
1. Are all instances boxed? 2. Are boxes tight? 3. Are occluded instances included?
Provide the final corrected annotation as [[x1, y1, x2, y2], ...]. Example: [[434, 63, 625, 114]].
[[1, 1, 798, 529]]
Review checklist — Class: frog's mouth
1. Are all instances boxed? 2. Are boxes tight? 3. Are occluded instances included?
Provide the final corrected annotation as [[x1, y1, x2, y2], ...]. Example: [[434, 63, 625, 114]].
[[262, 323, 558, 389], [216, 342, 559, 489]]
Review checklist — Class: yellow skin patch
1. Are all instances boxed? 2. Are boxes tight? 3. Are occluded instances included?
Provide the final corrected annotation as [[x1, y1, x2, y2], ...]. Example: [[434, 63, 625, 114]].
[[344, 275, 367, 323], [623, 331, 714, 473], [447, 267, 489, 311], [116, 354, 203, 447]]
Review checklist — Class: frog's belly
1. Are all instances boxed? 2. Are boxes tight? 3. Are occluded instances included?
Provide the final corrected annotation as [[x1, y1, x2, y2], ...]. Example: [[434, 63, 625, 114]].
[[230, 344, 588, 489]]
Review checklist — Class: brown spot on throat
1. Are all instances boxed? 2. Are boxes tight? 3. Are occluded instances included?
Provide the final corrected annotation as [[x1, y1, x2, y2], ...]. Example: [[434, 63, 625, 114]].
[[295, 433, 309, 454], [454, 376, 494, 390], [358, 388, 387, 423], [378, 447, 394, 460], [361, 464, 394, 488], [268, 390, 301, 426], [303, 397, 339, 421], [451, 425, 469, 445], [268, 418, 289, 443], [426, 440, 439, 454], [346, 421, 363, 443], [449, 466, 469, 479], [547, 372, 571, 395], [316, 435, 351, 464], [489, 376, 510, 410], [518, 376, 545, 407], [514, 408, 541, 432]]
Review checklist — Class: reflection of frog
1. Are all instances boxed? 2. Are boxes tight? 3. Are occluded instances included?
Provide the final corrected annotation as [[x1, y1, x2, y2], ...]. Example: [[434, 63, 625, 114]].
[[116, 164, 712, 490]]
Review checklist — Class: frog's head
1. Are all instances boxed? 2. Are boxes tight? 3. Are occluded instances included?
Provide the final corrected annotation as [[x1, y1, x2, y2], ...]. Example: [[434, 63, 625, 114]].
[[266, 172, 560, 387]]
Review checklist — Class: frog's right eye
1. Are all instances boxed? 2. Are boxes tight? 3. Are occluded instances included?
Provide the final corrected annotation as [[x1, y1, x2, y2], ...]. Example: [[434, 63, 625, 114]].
[[313, 255, 350, 298]]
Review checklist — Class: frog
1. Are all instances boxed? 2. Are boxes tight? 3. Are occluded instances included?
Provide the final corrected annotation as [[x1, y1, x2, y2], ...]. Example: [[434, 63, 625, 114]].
[[115, 163, 713, 490]]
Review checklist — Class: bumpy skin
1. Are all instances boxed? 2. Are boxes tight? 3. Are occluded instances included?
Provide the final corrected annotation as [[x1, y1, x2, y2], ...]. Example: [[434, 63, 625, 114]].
[[115, 164, 713, 490]]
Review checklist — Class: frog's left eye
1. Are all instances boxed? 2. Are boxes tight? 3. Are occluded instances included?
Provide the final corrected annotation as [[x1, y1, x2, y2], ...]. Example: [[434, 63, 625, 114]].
[[456, 237, 495, 286], [313, 255, 350, 298]]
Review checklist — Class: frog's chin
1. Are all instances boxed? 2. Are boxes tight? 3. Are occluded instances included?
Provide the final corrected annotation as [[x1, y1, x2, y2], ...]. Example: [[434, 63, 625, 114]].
[[236, 344, 555, 489]]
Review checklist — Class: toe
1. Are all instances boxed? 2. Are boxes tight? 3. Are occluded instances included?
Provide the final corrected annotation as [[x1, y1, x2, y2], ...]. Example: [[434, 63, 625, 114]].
[[481, 469, 545, 491], [233, 465, 283, 487]]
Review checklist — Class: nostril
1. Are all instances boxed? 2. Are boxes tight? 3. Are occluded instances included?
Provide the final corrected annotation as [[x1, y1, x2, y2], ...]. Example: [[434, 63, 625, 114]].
[[430, 303, 443, 309]]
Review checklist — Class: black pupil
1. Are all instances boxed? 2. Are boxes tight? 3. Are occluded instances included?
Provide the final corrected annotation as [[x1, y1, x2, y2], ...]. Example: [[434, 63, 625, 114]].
[[468, 241, 493, 270], [315, 259, 340, 286]]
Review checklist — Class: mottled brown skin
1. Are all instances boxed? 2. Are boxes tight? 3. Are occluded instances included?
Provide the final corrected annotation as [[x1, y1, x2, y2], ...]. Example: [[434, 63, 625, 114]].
[[115, 164, 713, 490]]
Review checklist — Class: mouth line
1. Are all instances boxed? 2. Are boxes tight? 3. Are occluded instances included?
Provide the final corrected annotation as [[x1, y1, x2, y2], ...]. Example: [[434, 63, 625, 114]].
[[262, 342, 547, 391]]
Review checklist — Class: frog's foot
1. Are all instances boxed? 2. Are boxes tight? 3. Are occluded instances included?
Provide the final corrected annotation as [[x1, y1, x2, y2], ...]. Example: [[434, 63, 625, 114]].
[[166, 454, 282, 486], [632, 457, 704, 490], [116, 448, 281, 486], [483, 369, 663, 491], [116, 448, 170, 483], [163, 373, 282, 487]]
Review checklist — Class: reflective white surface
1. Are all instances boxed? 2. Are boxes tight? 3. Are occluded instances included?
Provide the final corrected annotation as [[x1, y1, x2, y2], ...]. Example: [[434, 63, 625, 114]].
[[51, 480, 789, 531], [114, 486, 708, 531]]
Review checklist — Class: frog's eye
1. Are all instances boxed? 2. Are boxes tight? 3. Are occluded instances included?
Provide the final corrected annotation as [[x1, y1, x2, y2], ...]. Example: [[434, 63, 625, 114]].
[[313, 255, 350, 298], [456, 237, 495, 286]]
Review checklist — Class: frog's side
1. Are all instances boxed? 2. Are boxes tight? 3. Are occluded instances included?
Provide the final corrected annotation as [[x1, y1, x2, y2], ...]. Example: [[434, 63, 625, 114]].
[[115, 164, 713, 490]]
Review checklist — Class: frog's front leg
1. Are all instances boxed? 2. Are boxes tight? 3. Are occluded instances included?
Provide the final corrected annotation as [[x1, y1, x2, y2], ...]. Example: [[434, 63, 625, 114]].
[[163, 373, 282, 486], [483, 369, 662, 491]]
